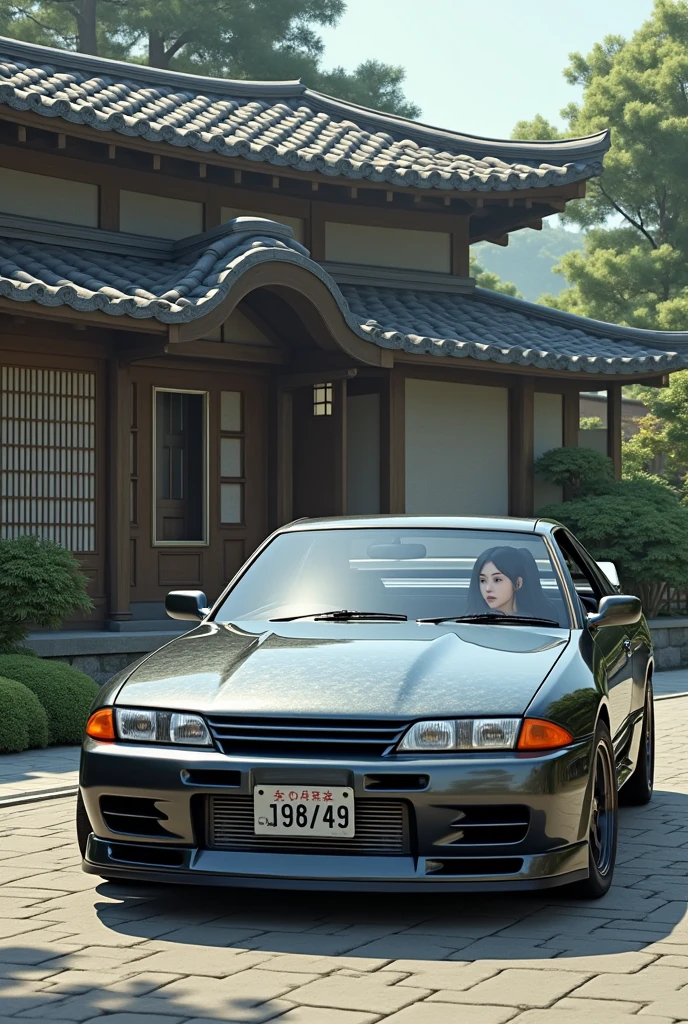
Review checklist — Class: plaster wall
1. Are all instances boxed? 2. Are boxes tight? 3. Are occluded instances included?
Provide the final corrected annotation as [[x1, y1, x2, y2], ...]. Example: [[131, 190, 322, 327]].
[[404, 378, 509, 515], [347, 393, 381, 515], [534, 392, 564, 510], [0, 167, 98, 226], [221, 207, 305, 243], [325, 222, 451, 273], [120, 190, 204, 239]]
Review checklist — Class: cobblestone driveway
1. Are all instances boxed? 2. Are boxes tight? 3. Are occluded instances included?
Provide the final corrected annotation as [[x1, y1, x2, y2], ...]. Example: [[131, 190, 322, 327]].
[[1, 699, 687, 1024]]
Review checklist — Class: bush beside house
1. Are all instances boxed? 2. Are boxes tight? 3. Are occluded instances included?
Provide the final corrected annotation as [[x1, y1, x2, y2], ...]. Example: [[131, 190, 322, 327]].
[[536, 448, 688, 617], [0, 677, 50, 753], [0, 537, 98, 753]]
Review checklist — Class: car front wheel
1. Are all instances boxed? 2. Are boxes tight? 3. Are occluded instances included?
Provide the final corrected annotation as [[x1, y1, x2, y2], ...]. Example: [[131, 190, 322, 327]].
[[573, 719, 618, 899]]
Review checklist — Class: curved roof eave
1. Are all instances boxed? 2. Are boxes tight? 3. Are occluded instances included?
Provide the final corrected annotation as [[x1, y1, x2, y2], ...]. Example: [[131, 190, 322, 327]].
[[0, 35, 610, 188]]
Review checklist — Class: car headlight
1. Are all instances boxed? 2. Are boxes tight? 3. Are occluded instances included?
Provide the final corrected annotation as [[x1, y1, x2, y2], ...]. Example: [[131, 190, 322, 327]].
[[114, 708, 212, 746], [398, 718, 520, 752]]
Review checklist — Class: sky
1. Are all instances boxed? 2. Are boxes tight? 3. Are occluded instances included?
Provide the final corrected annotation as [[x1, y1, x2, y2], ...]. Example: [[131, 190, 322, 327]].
[[319, 0, 656, 139]]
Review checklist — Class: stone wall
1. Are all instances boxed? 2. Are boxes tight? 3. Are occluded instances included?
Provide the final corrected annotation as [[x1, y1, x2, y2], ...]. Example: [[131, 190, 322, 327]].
[[649, 620, 688, 670], [46, 652, 144, 686]]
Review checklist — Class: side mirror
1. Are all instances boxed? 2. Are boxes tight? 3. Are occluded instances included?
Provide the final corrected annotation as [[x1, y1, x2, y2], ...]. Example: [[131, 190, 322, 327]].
[[165, 590, 210, 622], [596, 561, 620, 589], [587, 594, 642, 631]]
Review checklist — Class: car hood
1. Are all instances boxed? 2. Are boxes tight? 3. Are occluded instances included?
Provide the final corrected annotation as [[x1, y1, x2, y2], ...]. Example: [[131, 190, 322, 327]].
[[115, 621, 570, 718]]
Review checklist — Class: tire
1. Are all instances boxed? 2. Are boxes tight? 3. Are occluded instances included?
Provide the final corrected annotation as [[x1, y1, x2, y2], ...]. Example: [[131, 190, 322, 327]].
[[571, 719, 618, 899], [620, 677, 655, 807], [76, 789, 92, 860]]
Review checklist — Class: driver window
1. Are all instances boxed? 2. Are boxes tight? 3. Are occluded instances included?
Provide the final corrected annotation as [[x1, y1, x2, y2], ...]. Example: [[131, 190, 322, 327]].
[[553, 531, 604, 615]]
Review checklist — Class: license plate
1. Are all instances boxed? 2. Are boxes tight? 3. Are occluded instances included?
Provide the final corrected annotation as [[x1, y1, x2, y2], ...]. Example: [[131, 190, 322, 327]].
[[253, 785, 355, 838]]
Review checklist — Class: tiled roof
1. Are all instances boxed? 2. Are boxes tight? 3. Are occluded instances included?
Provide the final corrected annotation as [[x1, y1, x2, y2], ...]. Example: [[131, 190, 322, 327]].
[[0, 37, 610, 193], [0, 215, 686, 376]]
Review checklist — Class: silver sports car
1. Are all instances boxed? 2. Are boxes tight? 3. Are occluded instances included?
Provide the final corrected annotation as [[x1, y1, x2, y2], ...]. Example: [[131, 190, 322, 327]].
[[78, 516, 654, 898]]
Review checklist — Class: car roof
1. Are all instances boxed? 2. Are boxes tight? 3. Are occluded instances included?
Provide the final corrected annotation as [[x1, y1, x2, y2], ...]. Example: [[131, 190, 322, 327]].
[[281, 515, 557, 535]]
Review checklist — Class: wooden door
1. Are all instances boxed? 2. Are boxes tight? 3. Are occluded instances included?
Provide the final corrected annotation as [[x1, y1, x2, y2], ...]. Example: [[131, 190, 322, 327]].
[[130, 365, 268, 612]]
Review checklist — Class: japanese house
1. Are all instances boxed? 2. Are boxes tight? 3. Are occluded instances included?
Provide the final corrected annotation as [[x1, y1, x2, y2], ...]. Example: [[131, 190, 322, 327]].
[[1, 36, 688, 634]]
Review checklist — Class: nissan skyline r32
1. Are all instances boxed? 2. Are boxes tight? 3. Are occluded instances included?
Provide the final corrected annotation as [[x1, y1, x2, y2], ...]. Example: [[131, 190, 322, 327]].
[[78, 516, 655, 898]]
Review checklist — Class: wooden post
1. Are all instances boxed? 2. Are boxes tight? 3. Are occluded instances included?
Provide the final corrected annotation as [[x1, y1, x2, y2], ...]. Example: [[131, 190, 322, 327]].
[[276, 388, 293, 525], [107, 359, 132, 622], [562, 387, 580, 501], [509, 378, 534, 516], [380, 371, 405, 513], [334, 378, 347, 515], [451, 217, 471, 277], [563, 388, 580, 449], [607, 384, 622, 480]]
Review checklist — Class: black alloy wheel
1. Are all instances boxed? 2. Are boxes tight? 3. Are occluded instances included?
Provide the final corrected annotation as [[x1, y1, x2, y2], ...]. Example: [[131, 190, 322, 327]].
[[573, 719, 618, 899], [620, 677, 655, 807]]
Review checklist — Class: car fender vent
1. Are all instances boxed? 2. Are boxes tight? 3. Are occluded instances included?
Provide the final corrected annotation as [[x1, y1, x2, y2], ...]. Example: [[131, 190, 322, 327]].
[[100, 795, 180, 839], [432, 804, 530, 847]]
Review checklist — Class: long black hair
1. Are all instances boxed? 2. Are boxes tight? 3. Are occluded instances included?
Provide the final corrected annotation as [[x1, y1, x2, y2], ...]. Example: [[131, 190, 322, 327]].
[[465, 546, 554, 618]]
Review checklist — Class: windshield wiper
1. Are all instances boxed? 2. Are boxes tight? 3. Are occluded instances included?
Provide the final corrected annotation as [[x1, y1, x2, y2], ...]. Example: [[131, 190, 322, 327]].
[[417, 613, 561, 627], [270, 609, 408, 622]]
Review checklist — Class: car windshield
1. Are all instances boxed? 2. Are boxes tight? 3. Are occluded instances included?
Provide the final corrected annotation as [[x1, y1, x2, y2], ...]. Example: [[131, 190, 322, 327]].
[[214, 528, 571, 628]]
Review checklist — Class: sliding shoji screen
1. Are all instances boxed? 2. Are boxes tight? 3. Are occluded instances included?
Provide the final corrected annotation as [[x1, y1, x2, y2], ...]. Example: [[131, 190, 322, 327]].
[[1, 365, 96, 552]]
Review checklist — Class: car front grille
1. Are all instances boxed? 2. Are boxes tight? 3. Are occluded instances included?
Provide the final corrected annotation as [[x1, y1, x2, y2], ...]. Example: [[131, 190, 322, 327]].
[[207, 795, 409, 855], [205, 715, 411, 758], [439, 804, 530, 846]]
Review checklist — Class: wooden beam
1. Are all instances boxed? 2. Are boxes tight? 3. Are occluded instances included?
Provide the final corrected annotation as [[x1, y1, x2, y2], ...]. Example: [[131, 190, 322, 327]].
[[153, 154, 161, 170], [99, 182, 120, 231], [278, 368, 357, 391], [107, 360, 132, 622], [607, 384, 622, 481], [199, 163, 207, 178], [563, 388, 579, 448], [233, 168, 242, 184], [166, 338, 288, 364], [108, 144, 117, 160], [17, 125, 26, 142], [386, 191, 393, 202], [311, 181, 319, 192], [272, 176, 280, 189], [57, 133, 66, 150], [349, 187, 358, 199], [509, 377, 534, 517]]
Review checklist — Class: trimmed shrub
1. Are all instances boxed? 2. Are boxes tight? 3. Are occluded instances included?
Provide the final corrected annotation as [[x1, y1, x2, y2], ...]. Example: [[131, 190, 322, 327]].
[[0, 677, 50, 753], [0, 656, 98, 745], [0, 535, 93, 653]]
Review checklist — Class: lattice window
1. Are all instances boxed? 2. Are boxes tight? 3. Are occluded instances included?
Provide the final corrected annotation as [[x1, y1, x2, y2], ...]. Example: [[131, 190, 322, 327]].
[[0, 366, 96, 552]]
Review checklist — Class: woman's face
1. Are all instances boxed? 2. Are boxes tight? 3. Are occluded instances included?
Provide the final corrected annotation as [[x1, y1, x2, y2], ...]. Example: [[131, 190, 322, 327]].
[[479, 560, 521, 614]]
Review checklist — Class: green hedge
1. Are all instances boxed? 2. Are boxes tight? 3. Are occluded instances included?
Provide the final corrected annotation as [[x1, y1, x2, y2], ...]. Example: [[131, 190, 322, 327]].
[[0, 676, 49, 753], [0, 656, 98, 746]]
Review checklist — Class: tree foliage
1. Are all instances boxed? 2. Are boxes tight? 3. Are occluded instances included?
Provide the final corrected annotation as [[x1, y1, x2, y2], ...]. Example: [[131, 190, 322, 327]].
[[622, 372, 688, 488], [0, 536, 93, 653], [469, 254, 521, 297], [536, 447, 688, 616], [513, 0, 688, 329], [0, 0, 420, 117]]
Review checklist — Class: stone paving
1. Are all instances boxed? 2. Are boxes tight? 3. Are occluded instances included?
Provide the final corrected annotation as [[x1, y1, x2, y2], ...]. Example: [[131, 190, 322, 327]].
[[0, 700, 687, 1022]]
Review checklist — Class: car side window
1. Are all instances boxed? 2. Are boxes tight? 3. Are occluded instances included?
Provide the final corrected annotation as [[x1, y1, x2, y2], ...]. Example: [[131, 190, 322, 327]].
[[552, 530, 605, 615]]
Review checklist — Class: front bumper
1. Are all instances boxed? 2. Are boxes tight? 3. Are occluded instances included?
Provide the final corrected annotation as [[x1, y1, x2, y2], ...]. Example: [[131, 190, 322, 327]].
[[80, 736, 593, 891]]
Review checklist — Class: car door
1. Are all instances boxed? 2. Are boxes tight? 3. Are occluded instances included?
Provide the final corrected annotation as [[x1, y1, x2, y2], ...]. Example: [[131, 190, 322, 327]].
[[552, 529, 634, 744]]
